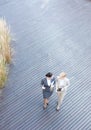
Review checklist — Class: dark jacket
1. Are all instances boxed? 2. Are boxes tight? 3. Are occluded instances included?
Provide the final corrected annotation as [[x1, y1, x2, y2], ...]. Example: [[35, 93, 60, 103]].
[[41, 77, 55, 98]]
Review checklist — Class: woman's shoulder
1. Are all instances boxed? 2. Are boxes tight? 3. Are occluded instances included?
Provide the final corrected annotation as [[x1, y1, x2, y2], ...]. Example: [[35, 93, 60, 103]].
[[42, 78, 46, 81], [56, 76, 60, 81], [52, 75, 55, 80], [65, 77, 70, 82]]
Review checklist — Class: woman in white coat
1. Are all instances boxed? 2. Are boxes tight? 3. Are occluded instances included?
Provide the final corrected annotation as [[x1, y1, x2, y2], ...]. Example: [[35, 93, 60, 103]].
[[56, 72, 70, 111]]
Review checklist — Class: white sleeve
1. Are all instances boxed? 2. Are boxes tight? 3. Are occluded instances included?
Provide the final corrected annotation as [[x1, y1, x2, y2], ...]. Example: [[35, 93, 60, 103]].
[[64, 79, 70, 90], [56, 78, 59, 92]]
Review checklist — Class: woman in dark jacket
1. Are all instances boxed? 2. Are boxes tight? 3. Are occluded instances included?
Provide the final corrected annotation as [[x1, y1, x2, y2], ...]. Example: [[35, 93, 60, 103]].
[[41, 72, 55, 109]]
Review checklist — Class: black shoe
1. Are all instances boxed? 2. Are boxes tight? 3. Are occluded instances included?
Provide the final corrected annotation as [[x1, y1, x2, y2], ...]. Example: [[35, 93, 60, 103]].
[[43, 106, 47, 110], [56, 108, 59, 111]]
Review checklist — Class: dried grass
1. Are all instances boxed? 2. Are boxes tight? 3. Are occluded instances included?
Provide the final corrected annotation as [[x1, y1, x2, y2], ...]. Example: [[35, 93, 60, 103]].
[[0, 18, 12, 89]]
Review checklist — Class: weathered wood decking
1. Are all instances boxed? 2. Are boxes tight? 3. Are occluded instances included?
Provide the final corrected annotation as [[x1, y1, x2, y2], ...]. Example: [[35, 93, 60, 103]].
[[0, 0, 91, 130]]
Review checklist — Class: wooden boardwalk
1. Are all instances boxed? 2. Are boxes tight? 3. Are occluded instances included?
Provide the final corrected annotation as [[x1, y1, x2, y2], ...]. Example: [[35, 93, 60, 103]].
[[0, 0, 91, 130]]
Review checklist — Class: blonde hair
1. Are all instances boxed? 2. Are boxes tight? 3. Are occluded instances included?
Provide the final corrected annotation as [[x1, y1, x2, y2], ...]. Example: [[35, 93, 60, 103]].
[[59, 72, 67, 78]]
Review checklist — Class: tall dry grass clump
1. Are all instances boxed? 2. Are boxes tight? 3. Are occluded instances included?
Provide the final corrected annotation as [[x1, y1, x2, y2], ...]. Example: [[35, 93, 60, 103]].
[[0, 18, 12, 90]]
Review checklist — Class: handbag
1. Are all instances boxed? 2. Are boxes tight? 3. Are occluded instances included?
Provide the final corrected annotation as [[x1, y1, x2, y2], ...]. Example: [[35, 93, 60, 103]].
[[57, 88, 62, 91]]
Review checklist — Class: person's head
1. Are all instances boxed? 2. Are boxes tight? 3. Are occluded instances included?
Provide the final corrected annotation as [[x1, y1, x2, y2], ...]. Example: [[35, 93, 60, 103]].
[[45, 72, 53, 79], [59, 72, 67, 79]]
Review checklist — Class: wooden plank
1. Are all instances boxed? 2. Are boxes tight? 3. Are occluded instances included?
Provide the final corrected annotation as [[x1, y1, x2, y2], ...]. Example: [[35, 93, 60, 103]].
[[0, 0, 91, 130]]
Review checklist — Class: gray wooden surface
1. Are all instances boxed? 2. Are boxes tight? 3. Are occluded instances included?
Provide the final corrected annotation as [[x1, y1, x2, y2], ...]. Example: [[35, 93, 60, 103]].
[[0, 0, 91, 130]]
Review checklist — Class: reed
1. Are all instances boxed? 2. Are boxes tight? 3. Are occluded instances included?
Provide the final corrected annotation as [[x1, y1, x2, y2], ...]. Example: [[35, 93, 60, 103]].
[[0, 18, 12, 89]]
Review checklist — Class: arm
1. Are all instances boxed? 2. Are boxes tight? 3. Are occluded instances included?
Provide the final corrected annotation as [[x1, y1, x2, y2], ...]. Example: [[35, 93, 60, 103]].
[[64, 79, 70, 91], [56, 78, 59, 92], [41, 79, 45, 89], [51, 77, 55, 87]]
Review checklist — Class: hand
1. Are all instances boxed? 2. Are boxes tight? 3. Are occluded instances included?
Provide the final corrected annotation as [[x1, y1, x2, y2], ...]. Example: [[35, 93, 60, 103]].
[[42, 86, 45, 89]]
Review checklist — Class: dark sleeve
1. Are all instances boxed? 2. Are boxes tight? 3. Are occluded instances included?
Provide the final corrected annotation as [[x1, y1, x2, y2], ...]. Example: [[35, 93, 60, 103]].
[[41, 79, 44, 86], [54, 78, 56, 84], [52, 77, 56, 85], [54, 77, 56, 84]]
